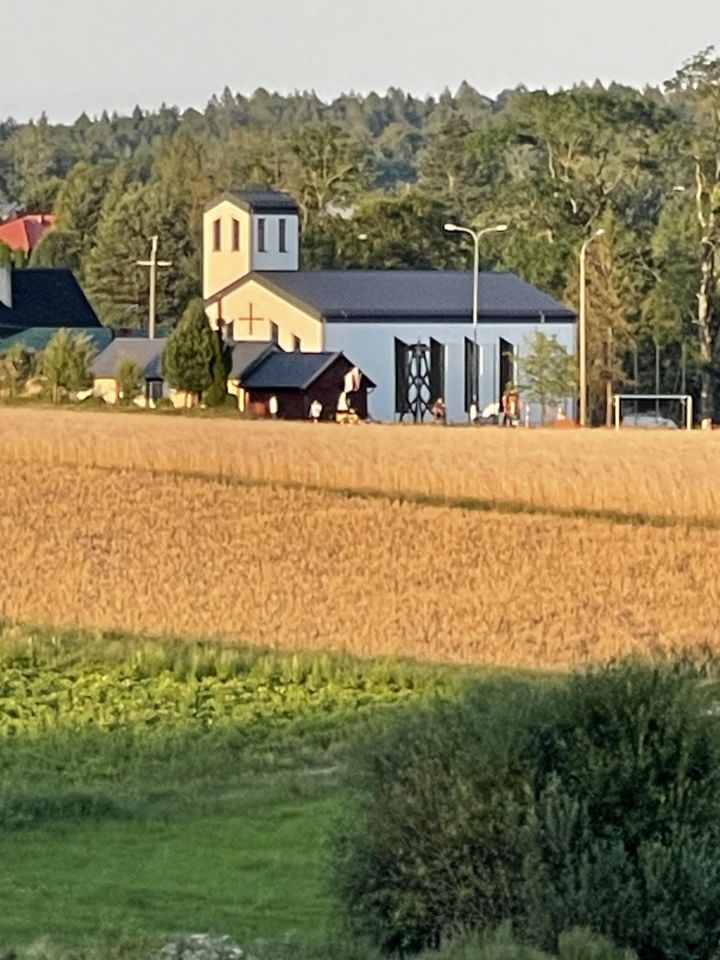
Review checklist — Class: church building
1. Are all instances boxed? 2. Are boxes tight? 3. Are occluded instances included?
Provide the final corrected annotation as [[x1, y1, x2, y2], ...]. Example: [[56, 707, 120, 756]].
[[203, 190, 576, 423]]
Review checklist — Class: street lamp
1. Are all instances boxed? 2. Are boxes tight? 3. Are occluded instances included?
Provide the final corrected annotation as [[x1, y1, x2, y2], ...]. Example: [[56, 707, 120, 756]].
[[444, 222, 508, 414], [578, 228, 605, 427]]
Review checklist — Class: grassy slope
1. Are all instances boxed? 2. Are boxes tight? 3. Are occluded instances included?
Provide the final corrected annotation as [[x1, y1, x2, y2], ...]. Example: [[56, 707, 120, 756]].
[[0, 776, 339, 945], [0, 624, 484, 948]]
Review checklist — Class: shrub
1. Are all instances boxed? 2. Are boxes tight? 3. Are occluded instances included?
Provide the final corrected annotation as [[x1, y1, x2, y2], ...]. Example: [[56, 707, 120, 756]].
[[422, 926, 634, 960], [204, 328, 231, 407], [520, 661, 720, 960], [116, 355, 143, 404], [333, 679, 542, 953], [333, 661, 720, 960], [41, 329, 96, 402]]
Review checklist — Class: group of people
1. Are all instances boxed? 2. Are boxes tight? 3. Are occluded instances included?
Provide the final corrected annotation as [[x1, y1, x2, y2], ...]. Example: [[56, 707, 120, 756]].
[[430, 387, 522, 427], [306, 391, 360, 424]]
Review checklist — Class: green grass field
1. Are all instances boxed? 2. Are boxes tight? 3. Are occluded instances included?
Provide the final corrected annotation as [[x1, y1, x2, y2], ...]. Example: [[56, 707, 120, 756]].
[[0, 774, 339, 945], [0, 623, 475, 952]]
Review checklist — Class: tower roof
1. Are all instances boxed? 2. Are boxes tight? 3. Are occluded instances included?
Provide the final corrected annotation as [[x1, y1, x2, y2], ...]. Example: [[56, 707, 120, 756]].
[[204, 190, 299, 215]]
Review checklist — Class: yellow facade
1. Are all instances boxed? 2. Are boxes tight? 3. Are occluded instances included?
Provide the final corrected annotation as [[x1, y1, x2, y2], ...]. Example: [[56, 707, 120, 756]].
[[203, 191, 321, 357], [203, 199, 252, 300], [206, 279, 324, 353]]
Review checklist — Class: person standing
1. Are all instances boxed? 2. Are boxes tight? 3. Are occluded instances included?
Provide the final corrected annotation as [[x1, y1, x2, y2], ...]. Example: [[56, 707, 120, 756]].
[[501, 386, 520, 427], [268, 395, 279, 419], [431, 397, 447, 424], [309, 399, 323, 423]]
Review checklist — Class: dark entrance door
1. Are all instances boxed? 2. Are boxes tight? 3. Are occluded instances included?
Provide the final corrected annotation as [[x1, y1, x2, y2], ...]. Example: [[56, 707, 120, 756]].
[[499, 337, 514, 402]]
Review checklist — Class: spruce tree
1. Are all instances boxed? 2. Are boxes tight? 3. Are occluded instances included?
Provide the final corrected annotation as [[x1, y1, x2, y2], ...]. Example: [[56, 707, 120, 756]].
[[161, 299, 214, 403]]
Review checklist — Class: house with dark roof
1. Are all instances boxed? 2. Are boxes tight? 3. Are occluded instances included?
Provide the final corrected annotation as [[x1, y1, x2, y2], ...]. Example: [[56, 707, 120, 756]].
[[0, 265, 102, 339], [91, 338, 167, 405], [90, 333, 372, 418], [241, 350, 374, 420], [202, 189, 577, 423]]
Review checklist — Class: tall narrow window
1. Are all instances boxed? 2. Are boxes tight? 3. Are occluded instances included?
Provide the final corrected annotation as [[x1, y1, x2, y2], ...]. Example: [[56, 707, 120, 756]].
[[231, 219, 240, 251], [464, 338, 480, 413], [279, 218, 287, 253], [257, 218, 266, 253], [270, 321, 279, 343], [293, 335, 301, 351], [213, 218, 221, 252]]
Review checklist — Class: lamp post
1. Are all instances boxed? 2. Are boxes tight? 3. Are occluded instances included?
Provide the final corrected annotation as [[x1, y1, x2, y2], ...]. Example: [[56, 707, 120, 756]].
[[578, 228, 605, 427], [444, 222, 508, 415]]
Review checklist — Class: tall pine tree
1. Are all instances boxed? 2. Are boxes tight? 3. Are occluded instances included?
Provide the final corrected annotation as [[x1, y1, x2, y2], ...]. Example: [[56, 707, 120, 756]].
[[161, 299, 214, 404]]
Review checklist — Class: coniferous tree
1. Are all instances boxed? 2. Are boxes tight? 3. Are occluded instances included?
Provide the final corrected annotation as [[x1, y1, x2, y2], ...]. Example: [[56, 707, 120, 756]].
[[29, 229, 82, 272], [161, 299, 214, 403]]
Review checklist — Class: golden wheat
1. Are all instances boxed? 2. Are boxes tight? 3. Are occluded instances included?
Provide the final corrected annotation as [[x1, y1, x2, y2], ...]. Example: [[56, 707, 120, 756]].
[[1, 408, 720, 520], [1, 444, 719, 668]]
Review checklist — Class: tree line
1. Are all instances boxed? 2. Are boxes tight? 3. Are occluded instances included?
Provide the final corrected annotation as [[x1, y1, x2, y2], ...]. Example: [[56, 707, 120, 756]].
[[1, 48, 719, 421]]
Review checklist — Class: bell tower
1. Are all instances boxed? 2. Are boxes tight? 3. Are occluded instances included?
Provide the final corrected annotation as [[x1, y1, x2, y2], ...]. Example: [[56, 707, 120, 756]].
[[203, 190, 299, 301]]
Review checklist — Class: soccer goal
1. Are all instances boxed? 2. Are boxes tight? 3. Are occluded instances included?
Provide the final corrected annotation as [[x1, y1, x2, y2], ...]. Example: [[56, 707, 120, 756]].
[[612, 394, 693, 431]]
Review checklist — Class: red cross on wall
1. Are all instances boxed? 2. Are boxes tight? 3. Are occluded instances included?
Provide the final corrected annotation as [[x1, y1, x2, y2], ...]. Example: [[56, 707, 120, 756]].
[[235, 303, 265, 336]]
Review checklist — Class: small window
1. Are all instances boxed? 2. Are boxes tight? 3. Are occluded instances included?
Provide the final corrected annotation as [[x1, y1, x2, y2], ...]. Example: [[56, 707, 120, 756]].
[[232, 219, 240, 251], [279, 218, 287, 253], [270, 321, 279, 343], [293, 335, 301, 352], [257, 218, 266, 253], [213, 218, 221, 252]]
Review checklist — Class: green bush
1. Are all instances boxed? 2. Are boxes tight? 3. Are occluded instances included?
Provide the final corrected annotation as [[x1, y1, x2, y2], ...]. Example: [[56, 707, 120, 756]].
[[520, 661, 720, 960], [333, 679, 543, 953], [422, 926, 634, 960], [333, 661, 720, 960]]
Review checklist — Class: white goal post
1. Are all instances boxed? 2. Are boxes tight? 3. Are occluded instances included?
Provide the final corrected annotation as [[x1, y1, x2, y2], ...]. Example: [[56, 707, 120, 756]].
[[612, 394, 693, 431]]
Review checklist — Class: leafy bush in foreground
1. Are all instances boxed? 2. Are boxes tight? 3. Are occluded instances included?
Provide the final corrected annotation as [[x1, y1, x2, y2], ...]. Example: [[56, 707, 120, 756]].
[[334, 660, 720, 960]]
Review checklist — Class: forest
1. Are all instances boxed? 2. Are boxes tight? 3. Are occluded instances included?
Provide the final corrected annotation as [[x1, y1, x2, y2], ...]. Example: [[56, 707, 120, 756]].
[[1, 47, 719, 421]]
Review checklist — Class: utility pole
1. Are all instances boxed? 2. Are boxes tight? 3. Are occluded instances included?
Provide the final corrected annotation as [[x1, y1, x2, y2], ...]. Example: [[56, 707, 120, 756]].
[[578, 228, 605, 427], [136, 236, 172, 339]]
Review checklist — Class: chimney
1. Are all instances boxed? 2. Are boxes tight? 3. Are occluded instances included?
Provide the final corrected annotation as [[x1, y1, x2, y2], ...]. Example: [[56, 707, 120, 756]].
[[0, 264, 12, 309]]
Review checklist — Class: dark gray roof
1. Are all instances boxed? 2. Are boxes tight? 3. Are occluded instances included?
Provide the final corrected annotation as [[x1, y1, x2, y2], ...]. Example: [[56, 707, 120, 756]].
[[205, 190, 299, 215], [229, 340, 278, 379], [242, 351, 343, 390], [248, 270, 575, 322], [91, 338, 166, 379], [0, 268, 102, 336]]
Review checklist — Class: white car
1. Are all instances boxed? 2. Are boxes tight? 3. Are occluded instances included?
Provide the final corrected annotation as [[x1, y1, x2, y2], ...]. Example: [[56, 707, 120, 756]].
[[621, 413, 678, 429]]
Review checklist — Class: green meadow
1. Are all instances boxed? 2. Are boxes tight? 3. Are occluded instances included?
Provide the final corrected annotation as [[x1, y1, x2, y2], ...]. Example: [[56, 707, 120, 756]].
[[0, 624, 471, 951]]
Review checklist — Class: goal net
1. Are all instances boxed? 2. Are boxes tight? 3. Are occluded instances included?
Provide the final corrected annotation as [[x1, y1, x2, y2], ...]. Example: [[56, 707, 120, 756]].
[[612, 394, 693, 430]]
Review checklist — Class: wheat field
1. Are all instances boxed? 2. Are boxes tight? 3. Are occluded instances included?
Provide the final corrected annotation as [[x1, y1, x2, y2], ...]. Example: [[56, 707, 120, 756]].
[[1, 408, 720, 519], [1, 407, 719, 668]]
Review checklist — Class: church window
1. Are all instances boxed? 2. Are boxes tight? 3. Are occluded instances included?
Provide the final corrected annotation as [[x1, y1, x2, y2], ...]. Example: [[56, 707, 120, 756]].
[[232, 219, 240, 251], [270, 321, 279, 343], [279, 218, 287, 253], [293, 335, 301, 351], [258, 218, 266, 252], [213, 219, 221, 251]]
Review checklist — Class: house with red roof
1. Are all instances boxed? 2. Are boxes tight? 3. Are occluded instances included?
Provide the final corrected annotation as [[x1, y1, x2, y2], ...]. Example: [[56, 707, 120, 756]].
[[0, 212, 56, 254]]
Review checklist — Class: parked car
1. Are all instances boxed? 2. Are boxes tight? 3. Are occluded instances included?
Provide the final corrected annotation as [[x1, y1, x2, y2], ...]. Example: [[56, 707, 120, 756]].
[[621, 412, 678, 429]]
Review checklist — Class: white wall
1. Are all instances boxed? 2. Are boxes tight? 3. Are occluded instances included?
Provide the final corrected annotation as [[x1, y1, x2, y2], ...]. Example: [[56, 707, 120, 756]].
[[0, 265, 12, 308], [250, 214, 299, 272], [323, 320, 576, 423]]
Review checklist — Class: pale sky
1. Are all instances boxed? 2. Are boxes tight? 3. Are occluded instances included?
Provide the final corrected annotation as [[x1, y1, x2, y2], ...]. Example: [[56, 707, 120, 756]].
[[2, 0, 718, 122]]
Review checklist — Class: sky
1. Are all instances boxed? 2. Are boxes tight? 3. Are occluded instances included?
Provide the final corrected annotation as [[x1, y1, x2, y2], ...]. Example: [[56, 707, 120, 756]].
[[2, 0, 719, 122]]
